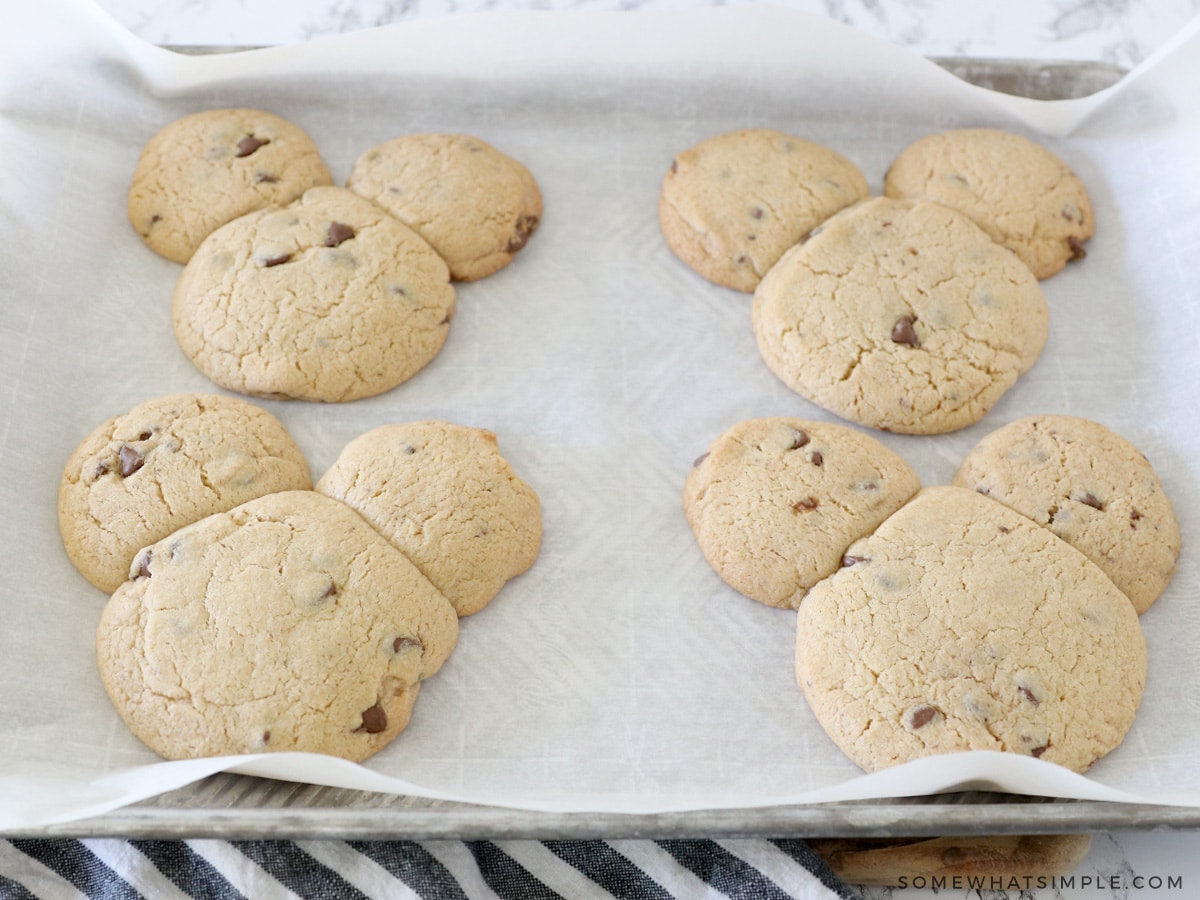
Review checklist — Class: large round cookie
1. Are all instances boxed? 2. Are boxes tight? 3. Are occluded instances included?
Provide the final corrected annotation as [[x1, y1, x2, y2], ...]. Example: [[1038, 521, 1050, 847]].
[[97, 491, 459, 761], [659, 129, 870, 292], [58, 393, 312, 593], [316, 422, 542, 617], [346, 133, 542, 281], [128, 108, 333, 264], [796, 486, 1146, 774], [953, 415, 1180, 614], [884, 128, 1094, 279], [683, 417, 920, 609], [173, 186, 455, 402], [752, 197, 1049, 434]]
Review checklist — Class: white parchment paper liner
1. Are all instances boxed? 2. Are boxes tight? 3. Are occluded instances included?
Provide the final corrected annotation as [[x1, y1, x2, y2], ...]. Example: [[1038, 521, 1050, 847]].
[[1, 0, 1198, 829]]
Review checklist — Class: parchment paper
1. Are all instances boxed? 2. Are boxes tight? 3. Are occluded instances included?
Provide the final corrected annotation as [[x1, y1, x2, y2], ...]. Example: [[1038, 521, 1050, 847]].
[[1, 0, 1198, 829]]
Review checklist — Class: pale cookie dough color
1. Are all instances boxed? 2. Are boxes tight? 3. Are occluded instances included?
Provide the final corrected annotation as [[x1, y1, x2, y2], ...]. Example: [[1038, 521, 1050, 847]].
[[317, 422, 542, 617], [173, 186, 455, 402], [796, 486, 1146, 774], [953, 415, 1180, 614], [683, 417, 920, 609], [58, 393, 312, 593], [97, 491, 459, 761], [752, 197, 1049, 434], [884, 128, 1094, 279], [346, 133, 542, 281], [128, 108, 333, 264], [658, 128, 870, 292]]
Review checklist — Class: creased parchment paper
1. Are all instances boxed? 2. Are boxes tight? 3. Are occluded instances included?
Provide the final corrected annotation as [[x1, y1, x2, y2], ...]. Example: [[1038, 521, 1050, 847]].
[[1, 0, 1199, 829]]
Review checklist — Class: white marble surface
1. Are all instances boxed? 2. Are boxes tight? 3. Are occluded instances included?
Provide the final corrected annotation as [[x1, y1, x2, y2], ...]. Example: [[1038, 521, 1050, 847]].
[[87, 0, 1200, 897]]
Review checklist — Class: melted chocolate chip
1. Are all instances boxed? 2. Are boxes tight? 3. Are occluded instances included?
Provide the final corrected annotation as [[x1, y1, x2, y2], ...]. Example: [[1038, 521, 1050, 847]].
[[693, 452, 710, 468], [325, 222, 356, 248], [360, 704, 388, 734], [235, 134, 270, 158], [1067, 236, 1087, 260], [255, 173, 279, 183], [810, 451, 823, 467], [506, 215, 539, 253], [792, 496, 819, 512], [891, 315, 919, 347], [393, 636, 422, 654], [841, 554, 868, 567], [786, 430, 810, 450], [909, 705, 937, 729], [260, 253, 292, 268], [1077, 492, 1104, 511], [119, 445, 145, 477], [1019, 686, 1039, 704]]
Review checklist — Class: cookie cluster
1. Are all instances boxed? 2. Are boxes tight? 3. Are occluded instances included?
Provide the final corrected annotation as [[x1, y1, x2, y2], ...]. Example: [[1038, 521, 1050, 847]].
[[685, 414, 1178, 774], [660, 127, 1094, 435], [129, 109, 542, 402], [60, 394, 541, 762]]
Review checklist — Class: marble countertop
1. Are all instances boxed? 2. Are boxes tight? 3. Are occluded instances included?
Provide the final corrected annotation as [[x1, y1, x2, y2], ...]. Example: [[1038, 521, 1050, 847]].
[[85, 1, 1200, 897]]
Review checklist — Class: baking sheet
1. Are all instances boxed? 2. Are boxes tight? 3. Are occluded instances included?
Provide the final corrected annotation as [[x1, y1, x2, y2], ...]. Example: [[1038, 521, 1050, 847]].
[[1, 0, 1199, 831]]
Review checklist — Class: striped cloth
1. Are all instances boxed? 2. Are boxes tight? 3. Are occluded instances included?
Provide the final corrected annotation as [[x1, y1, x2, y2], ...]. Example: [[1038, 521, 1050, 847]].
[[0, 839, 858, 899]]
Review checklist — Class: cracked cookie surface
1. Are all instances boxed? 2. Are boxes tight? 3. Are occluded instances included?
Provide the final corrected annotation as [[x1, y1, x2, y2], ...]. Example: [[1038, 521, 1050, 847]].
[[173, 186, 455, 402], [795, 486, 1146, 774], [346, 133, 542, 281], [884, 128, 1094, 279], [96, 490, 459, 761], [752, 197, 1049, 434], [953, 415, 1180, 614], [58, 393, 312, 593], [658, 128, 869, 292], [683, 417, 920, 609], [316, 422, 542, 617], [128, 108, 333, 264]]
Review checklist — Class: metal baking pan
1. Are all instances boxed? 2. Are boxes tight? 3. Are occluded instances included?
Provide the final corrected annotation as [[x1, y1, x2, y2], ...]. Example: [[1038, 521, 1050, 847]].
[[10, 55, 1185, 841]]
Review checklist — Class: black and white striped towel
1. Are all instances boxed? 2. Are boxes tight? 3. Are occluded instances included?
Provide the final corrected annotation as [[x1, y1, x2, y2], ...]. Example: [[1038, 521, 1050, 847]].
[[0, 839, 858, 899]]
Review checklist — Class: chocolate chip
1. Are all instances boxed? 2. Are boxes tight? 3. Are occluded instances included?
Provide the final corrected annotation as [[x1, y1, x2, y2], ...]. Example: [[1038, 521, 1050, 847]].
[[810, 451, 823, 467], [975, 486, 991, 495], [260, 253, 291, 268], [1077, 492, 1104, 510], [439, 313, 452, 326], [841, 554, 868, 567], [786, 430, 810, 450], [693, 452, 710, 468], [255, 173, 279, 183], [323, 581, 338, 598], [1062, 204, 1080, 222], [998, 525, 1011, 533], [506, 214, 539, 253], [800, 225, 823, 243], [235, 134, 270, 158], [1130, 509, 1143, 529], [1019, 686, 1039, 704], [792, 496, 819, 512], [746, 234, 757, 241], [135, 551, 152, 580], [402, 444, 417, 455], [91, 461, 110, 481], [750, 207, 764, 220], [1067, 236, 1087, 260], [150, 214, 162, 224], [392, 636, 422, 654], [1031, 744, 1049, 758], [360, 704, 388, 734], [735, 255, 748, 264], [118, 445, 145, 477], [390, 286, 408, 296], [137, 430, 153, 441], [908, 247, 919, 256], [325, 222, 355, 248], [891, 315, 919, 347], [909, 705, 937, 729]]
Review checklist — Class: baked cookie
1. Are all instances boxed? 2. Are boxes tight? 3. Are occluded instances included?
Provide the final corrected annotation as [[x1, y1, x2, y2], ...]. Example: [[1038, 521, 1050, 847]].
[[173, 186, 455, 402], [97, 490, 459, 761], [884, 128, 1094, 279], [316, 422, 541, 616], [752, 197, 1049, 434], [128, 108, 333, 264], [796, 486, 1146, 774], [953, 415, 1180, 614], [683, 417, 920, 609], [346, 133, 542, 281], [658, 128, 870, 292], [58, 393, 312, 593]]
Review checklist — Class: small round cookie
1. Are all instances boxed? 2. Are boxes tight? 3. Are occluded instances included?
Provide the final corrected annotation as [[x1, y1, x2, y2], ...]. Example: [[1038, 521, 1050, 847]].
[[752, 197, 1049, 434], [796, 486, 1146, 774], [129, 108, 333, 264], [346, 133, 542, 281], [173, 186, 455, 402], [884, 128, 1094, 279], [97, 491, 459, 761], [683, 417, 920, 609], [953, 415, 1180, 614], [58, 393, 312, 593], [658, 128, 870, 292], [316, 422, 541, 616]]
